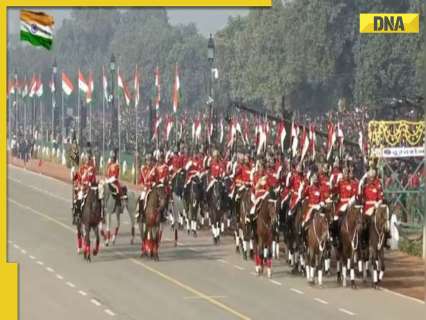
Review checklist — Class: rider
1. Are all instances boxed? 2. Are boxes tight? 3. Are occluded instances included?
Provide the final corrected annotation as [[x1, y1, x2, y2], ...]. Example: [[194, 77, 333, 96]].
[[301, 173, 324, 242], [156, 151, 170, 221], [105, 149, 122, 197], [206, 149, 225, 192], [331, 166, 357, 247], [137, 154, 158, 220], [288, 162, 306, 215], [251, 159, 269, 215], [318, 163, 331, 202]]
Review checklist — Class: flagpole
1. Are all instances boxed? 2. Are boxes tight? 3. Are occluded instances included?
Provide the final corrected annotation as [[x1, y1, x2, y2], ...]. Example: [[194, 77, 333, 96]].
[[118, 90, 121, 163], [102, 88, 105, 163], [40, 99, 43, 143], [89, 102, 92, 143], [61, 87, 64, 152], [78, 79, 80, 144]]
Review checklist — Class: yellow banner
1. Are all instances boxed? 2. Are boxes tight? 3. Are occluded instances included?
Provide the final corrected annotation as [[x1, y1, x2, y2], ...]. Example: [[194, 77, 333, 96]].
[[360, 13, 419, 33]]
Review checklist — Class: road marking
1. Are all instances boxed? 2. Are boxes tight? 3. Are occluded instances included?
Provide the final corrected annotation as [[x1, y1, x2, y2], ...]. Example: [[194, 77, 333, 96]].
[[10, 197, 252, 320], [8, 240, 13, 244], [379, 287, 425, 305], [91, 299, 101, 307], [56, 274, 64, 280], [29, 255, 35, 260], [13, 244, 20, 249], [314, 298, 328, 305], [269, 280, 282, 286], [233, 265, 245, 271], [339, 308, 356, 316], [290, 288, 304, 295], [217, 259, 228, 264], [78, 290, 87, 296], [46, 267, 54, 273], [250, 272, 257, 276], [188, 247, 199, 252], [36, 260, 44, 266], [9, 177, 69, 202], [104, 309, 116, 316], [184, 295, 227, 300], [20, 249, 27, 254], [66, 281, 76, 288]]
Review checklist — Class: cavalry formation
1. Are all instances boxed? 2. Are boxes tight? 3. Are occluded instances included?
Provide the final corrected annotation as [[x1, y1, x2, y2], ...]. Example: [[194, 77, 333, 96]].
[[71, 141, 390, 289]]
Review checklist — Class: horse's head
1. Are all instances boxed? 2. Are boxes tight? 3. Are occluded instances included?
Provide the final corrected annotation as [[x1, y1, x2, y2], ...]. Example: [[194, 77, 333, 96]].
[[266, 197, 279, 225], [322, 200, 335, 224], [351, 205, 364, 233], [154, 184, 169, 210], [374, 205, 389, 235], [212, 179, 225, 210]]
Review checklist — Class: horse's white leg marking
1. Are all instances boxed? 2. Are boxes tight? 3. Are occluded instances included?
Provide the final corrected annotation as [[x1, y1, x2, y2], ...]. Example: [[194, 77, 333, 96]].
[[275, 243, 280, 259], [342, 266, 347, 287], [318, 270, 323, 286], [227, 218, 231, 228], [373, 269, 378, 283], [347, 258, 350, 270], [272, 241, 276, 258], [337, 260, 341, 272], [249, 239, 253, 250], [221, 221, 225, 233], [379, 270, 384, 281], [325, 258, 330, 272], [358, 260, 362, 273], [350, 268, 355, 281]]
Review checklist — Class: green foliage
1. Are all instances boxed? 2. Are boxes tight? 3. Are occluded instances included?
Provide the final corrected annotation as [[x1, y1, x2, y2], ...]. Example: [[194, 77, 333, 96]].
[[399, 238, 422, 257]]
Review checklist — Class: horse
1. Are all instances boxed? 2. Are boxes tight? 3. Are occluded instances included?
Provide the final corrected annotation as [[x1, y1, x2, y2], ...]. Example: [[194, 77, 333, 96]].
[[368, 205, 389, 288], [235, 186, 254, 259], [99, 180, 126, 246], [336, 205, 363, 288], [123, 189, 138, 245], [254, 194, 278, 278], [139, 184, 169, 260], [321, 200, 335, 275], [80, 186, 103, 262], [169, 169, 186, 245], [207, 178, 227, 244], [288, 199, 308, 273], [305, 210, 329, 286], [184, 175, 203, 237]]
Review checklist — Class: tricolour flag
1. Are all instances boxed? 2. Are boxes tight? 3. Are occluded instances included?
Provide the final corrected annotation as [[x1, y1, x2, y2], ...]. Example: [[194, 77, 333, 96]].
[[62, 72, 74, 96], [154, 66, 160, 111], [29, 74, 37, 98], [275, 121, 286, 153], [134, 65, 140, 109], [309, 124, 316, 161], [35, 75, 43, 97], [300, 127, 310, 162], [102, 66, 108, 101], [326, 121, 335, 160], [78, 69, 89, 93], [20, 10, 54, 50], [86, 71, 94, 103], [291, 121, 299, 158], [172, 64, 180, 113]]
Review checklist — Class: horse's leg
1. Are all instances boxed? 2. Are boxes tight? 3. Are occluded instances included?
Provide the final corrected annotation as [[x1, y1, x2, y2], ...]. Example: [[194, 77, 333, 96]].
[[128, 203, 136, 245], [318, 250, 324, 287], [84, 225, 91, 262], [350, 251, 356, 289], [93, 225, 100, 256], [372, 249, 379, 288], [76, 225, 83, 254], [105, 210, 111, 246], [342, 249, 348, 287], [379, 249, 385, 283], [112, 211, 120, 245]]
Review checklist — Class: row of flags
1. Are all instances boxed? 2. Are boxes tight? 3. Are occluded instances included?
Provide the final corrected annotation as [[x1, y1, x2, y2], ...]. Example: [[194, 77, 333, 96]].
[[8, 64, 181, 113]]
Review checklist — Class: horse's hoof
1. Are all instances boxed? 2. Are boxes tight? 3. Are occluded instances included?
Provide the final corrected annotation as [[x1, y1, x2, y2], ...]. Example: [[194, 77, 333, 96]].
[[351, 282, 357, 289], [235, 246, 240, 253], [243, 252, 248, 260], [130, 238, 134, 245], [77, 248, 82, 254], [93, 250, 98, 256]]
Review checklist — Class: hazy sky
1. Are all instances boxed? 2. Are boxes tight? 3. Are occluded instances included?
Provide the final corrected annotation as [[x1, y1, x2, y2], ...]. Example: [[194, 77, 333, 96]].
[[8, 8, 248, 36]]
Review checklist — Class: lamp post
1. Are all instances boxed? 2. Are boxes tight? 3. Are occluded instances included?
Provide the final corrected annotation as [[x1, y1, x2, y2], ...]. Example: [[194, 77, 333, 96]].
[[52, 59, 57, 142], [13, 69, 18, 138], [110, 54, 117, 154], [207, 34, 215, 146]]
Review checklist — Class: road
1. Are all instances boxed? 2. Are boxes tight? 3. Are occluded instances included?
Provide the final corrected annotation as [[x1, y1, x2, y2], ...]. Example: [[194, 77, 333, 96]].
[[7, 165, 425, 319]]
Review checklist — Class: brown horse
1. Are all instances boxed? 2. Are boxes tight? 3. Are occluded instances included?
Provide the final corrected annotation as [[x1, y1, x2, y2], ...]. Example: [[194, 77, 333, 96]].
[[139, 184, 168, 260], [336, 205, 363, 288], [254, 195, 278, 278], [305, 211, 329, 286], [235, 187, 254, 260], [80, 186, 103, 262], [289, 199, 308, 273], [368, 205, 389, 288], [321, 200, 335, 275]]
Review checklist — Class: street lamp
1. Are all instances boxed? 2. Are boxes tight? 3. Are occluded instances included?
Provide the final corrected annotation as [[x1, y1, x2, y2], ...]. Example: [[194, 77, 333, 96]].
[[208, 34, 215, 64], [52, 59, 57, 141], [13, 68, 18, 137]]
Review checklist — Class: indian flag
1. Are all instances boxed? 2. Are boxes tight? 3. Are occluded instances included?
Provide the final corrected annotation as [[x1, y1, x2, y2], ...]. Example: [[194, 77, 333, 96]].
[[20, 10, 54, 50]]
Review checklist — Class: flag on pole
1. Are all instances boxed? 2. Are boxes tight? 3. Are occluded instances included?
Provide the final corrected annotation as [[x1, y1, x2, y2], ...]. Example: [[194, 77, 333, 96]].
[[165, 116, 173, 141], [8, 79, 15, 97], [326, 121, 336, 160], [86, 71, 94, 103], [117, 68, 131, 106], [78, 69, 89, 93], [62, 71, 74, 96], [20, 10, 54, 50], [35, 75, 43, 97], [102, 66, 108, 102], [309, 124, 316, 160], [172, 64, 180, 113], [276, 121, 286, 153], [154, 66, 160, 111], [152, 116, 162, 141], [291, 121, 299, 158], [300, 127, 310, 162], [134, 65, 140, 109], [29, 74, 37, 98], [336, 122, 344, 157], [49, 76, 55, 93]]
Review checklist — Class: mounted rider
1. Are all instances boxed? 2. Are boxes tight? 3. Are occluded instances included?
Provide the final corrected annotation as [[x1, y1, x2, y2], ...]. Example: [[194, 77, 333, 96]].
[[288, 162, 306, 215], [206, 149, 225, 192], [251, 159, 270, 215], [137, 154, 158, 220], [105, 148, 126, 200]]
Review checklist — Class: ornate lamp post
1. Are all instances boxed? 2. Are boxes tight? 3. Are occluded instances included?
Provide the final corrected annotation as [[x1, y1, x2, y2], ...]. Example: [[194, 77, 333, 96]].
[[52, 59, 57, 141], [207, 34, 215, 145], [110, 53, 117, 152]]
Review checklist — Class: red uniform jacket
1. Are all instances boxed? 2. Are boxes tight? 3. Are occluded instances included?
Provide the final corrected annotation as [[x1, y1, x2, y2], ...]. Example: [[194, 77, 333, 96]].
[[210, 159, 225, 180], [334, 178, 356, 213], [289, 172, 306, 210], [319, 173, 331, 202], [106, 162, 121, 191], [139, 165, 158, 190], [253, 171, 268, 199], [362, 179, 384, 215]]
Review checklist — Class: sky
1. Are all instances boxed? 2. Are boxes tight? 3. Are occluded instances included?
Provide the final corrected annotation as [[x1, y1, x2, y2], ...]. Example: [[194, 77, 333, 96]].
[[8, 8, 249, 36]]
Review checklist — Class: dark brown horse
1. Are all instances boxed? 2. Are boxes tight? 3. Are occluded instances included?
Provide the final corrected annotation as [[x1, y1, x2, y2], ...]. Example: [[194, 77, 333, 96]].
[[80, 186, 103, 262], [321, 200, 335, 275], [254, 195, 278, 278], [305, 211, 329, 286], [235, 187, 254, 260], [336, 205, 363, 288], [139, 184, 168, 260], [368, 205, 389, 288]]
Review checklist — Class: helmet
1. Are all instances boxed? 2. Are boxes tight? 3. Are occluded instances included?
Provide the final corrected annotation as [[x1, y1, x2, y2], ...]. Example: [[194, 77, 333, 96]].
[[212, 149, 219, 158], [342, 167, 349, 177], [310, 173, 318, 184], [368, 169, 376, 179], [81, 153, 88, 164]]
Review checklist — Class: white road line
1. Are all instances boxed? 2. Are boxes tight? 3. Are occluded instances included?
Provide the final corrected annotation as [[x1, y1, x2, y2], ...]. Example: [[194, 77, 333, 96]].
[[184, 295, 227, 300], [217, 259, 228, 264], [379, 287, 425, 305], [233, 265, 245, 271], [188, 247, 199, 252], [314, 298, 328, 305], [339, 308, 356, 316], [78, 290, 87, 296], [46, 267, 54, 273], [66, 281, 76, 288], [250, 272, 257, 276], [290, 288, 304, 295], [9, 176, 68, 202], [8, 240, 13, 244], [104, 309, 116, 316], [20, 249, 27, 254], [91, 299, 101, 307], [36, 260, 44, 266], [269, 280, 282, 286], [13, 244, 20, 249], [29, 255, 35, 260], [56, 274, 64, 280]]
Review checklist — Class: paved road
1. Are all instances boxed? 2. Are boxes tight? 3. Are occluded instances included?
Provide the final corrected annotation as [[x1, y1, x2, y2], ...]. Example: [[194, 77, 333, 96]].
[[7, 166, 425, 320]]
